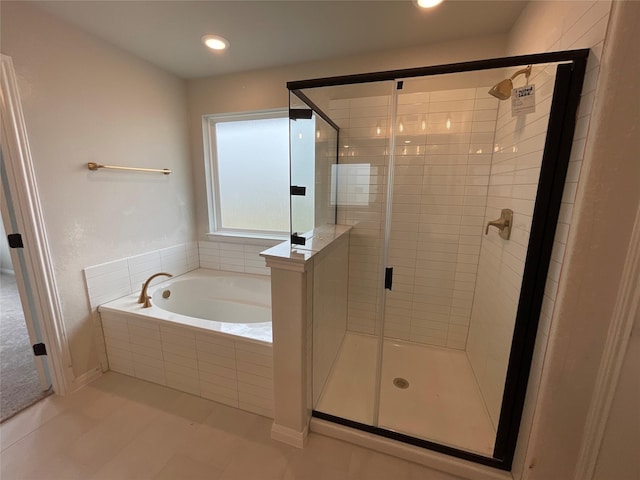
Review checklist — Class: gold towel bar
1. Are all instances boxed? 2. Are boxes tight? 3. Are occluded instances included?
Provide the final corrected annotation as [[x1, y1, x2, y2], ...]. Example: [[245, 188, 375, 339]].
[[87, 162, 171, 175]]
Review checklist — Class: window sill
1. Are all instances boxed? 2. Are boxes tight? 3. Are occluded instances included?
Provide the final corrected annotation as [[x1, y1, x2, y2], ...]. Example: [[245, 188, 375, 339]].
[[206, 231, 288, 245]]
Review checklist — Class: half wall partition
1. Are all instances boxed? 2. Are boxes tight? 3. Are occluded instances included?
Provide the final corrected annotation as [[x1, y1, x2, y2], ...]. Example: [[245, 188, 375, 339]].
[[288, 50, 588, 470]]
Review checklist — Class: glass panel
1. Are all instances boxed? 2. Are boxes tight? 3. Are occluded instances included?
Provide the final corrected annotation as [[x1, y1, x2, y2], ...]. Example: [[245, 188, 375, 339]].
[[293, 80, 396, 427], [379, 63, 562, 456], [295, 60, 567, 459], [289, 93, 340, 241], [313, 115, 338, 227], [289, 108, 316, 235]]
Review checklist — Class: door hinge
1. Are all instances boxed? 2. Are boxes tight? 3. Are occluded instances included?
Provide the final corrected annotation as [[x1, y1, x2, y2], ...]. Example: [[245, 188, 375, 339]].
[[289, 108, 313, 120], [290, 185, 307, 196], [33, 343, 47, 356], [385, 267, 394, 290], [8, 233, 23, 248], [291, 233, 306, 246]]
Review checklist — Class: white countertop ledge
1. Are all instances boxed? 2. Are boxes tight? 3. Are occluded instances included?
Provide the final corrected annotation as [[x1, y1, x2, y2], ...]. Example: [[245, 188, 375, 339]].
[[259, 224, 352, 268]]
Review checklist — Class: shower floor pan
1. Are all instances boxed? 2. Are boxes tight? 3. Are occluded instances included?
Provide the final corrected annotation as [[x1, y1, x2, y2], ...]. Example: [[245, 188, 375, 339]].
[[315, 332, 496, 456]]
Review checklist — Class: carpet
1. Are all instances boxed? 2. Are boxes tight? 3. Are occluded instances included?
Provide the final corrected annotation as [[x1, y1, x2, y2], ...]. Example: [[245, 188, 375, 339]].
[[0, 271, 51, 422]]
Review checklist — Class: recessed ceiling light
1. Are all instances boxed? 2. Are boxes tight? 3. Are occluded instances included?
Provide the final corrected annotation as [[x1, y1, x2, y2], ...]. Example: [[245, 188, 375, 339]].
[[201, 34, 229, 51], [415, 0, 444, 8]]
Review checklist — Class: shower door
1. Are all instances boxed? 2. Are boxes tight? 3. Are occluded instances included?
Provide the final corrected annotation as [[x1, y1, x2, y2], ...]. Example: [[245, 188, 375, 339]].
[[290, 51, 588, 470], [379, 72, 513, 456], [290, 80, 397, 426]]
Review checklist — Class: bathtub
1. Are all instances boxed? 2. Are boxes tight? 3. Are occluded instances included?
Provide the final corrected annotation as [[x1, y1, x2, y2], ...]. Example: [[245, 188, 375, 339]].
[[99, 268, 272, 343], [98, 268, 274, 417]]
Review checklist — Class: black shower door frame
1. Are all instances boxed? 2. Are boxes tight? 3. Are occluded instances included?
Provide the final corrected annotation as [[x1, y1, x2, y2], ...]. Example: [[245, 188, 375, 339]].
[[288, 49, 589, 471]]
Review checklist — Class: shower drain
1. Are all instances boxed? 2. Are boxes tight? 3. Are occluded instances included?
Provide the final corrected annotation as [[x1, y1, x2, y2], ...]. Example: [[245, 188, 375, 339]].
[[393, 377, 410, 389]]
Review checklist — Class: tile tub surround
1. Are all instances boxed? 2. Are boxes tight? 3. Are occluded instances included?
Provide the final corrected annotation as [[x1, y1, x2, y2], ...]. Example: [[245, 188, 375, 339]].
[[98, 270, 274, 418], [199, 238, 279, 276], [84, 239, 279, 313], [83, 239, 278, 371]]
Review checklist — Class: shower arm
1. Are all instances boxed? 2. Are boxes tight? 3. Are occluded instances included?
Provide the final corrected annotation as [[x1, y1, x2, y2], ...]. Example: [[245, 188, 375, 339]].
[[510, 65, 532, 81]]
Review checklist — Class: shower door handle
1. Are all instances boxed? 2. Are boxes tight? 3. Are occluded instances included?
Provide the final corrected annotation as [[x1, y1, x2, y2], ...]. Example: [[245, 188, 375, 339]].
[[385, 267, 393, 291]]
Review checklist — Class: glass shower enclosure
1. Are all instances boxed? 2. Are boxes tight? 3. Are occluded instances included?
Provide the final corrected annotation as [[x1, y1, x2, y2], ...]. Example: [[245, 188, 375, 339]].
[[288, 50, 588, 470]]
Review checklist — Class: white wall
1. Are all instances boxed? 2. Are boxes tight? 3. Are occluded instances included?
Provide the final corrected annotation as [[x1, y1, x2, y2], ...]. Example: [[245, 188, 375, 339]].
[[0, 1, 194, 377], [592, 313, 640, 480]]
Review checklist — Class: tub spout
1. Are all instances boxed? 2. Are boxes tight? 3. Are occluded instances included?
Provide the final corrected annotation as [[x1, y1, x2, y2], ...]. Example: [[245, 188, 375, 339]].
[[138, 272, 172, 308]]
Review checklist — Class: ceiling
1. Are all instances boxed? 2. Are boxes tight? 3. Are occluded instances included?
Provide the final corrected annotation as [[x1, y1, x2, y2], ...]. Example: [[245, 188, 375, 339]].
[[31, 0, 527, 79]]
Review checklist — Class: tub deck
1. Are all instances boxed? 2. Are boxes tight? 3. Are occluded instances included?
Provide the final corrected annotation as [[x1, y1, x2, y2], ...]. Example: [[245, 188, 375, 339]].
[[98, 269, 272, 344]]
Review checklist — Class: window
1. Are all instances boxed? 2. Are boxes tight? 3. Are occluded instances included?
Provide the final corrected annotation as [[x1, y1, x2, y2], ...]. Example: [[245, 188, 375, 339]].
[[204, 110, 290, 238]]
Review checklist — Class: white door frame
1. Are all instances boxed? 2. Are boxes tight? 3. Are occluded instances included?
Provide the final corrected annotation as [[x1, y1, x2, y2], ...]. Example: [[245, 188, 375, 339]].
[[1, 54, 74, 395]]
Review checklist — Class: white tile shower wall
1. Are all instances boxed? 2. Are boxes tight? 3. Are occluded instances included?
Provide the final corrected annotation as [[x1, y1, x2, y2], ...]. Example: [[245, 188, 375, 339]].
[[529, 0, 613, 357], [101, 310, 274, 417], [508, 4, 613, 358], [315, 119, 338, 227], [198, 239, 278, 276], [333, 95, 389, 340], [465, 65, 559, 428], [312, 234, 349, 406], [333, 89, 499, 350]]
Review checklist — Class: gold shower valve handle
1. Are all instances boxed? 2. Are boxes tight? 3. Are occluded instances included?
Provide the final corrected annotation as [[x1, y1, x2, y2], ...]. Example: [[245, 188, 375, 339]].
[[485, 209, 513, 240], [485, 218, 508, 233]]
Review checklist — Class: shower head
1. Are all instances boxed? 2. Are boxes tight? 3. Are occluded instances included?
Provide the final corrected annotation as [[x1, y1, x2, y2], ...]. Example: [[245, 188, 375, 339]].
[[488, 79, 514, 100], [488, 65, 532, 100]]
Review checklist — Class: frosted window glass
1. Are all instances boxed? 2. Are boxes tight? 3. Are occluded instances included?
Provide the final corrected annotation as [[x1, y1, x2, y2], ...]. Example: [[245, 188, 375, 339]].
[[214, 117, 289, 232]]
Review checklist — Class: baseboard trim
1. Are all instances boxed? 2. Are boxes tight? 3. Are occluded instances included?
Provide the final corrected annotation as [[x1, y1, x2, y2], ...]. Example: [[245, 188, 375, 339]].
[[69, 366, 103, 393], [271, 422, 308, 448]]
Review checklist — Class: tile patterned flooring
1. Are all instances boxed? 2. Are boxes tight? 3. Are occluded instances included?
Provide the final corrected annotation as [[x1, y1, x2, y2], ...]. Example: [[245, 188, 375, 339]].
[[0, 372, 465, 480]]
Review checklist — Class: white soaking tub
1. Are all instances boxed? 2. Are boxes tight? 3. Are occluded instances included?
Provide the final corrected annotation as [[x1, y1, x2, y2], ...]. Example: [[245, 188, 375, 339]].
[[98, 269, 274, 417]]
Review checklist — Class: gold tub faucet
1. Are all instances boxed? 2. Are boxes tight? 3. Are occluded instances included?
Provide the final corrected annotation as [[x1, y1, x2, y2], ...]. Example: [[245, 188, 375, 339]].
[[138, 272, 173, 308]]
